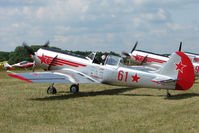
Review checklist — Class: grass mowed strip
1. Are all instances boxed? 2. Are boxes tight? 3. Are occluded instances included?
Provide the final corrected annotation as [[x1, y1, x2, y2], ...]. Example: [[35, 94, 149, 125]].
[[0, 70, 199, 133]]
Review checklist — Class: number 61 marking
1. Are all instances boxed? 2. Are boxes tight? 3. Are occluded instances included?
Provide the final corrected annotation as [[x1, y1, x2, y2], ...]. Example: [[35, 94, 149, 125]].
[[118, 70, 128, 82]]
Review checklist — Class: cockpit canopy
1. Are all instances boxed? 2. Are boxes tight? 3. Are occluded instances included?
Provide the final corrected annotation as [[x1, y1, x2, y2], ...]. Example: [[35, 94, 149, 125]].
[[87, 52, 123, 66], [105, 55, 123, 66]]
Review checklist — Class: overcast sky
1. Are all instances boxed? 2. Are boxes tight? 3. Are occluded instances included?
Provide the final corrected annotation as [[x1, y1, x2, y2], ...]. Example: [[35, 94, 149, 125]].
[[0, 0, 199, 54]]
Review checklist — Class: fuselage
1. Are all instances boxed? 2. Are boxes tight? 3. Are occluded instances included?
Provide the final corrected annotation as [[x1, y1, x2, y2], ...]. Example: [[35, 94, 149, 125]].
[[130, 50, 199, 76], [12, 61, 34, 68]]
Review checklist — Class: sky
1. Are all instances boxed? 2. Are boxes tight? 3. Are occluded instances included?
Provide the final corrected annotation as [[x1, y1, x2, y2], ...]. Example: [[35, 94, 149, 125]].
[[0, 0, 199, 54]]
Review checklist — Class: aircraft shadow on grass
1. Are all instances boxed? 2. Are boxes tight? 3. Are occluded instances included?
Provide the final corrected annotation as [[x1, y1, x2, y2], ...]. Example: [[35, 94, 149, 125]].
[[121, 92, 199, 100], [30, 87, 138, 101], [166, 93, 199, 100], [29, 87, 199, 101]]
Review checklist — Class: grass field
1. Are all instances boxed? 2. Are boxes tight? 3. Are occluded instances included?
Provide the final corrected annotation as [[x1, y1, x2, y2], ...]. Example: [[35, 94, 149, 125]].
[[0, 70, 199, 133]]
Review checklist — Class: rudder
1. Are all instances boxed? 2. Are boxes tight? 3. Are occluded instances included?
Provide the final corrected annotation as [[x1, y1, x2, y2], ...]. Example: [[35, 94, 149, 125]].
[[175, 52, 195, 90], [157, 51, 195, 90]]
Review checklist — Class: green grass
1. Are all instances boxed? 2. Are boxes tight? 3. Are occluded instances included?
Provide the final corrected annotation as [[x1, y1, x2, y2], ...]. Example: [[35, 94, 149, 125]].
[[0, 70, 199, 133]]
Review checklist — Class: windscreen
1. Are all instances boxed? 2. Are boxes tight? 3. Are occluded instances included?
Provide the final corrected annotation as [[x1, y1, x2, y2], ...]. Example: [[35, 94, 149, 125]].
[[105, 55, 122, 66]]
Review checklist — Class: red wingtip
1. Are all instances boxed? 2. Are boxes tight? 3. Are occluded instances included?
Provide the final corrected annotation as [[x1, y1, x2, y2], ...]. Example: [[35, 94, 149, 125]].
[[8, 74, 33, 83], [175, 51, 195, 90]]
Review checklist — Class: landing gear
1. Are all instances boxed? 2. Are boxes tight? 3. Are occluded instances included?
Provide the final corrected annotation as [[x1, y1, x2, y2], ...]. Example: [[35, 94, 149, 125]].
[[70, 84, 79, 93], [47, 83, 57, 94], [166, 89, 171, 97]]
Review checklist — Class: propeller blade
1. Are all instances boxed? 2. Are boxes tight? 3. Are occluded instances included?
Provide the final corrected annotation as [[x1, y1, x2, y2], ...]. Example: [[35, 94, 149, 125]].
[[140, 55, 148, 65], [32, 61, 36, 72], [122, 52, 130, 57], [23, 42, 35, 55], [48, 55, 58, 70], [131, 41, 138, 53], [179, 42, 182, 52], [43, 40, 50, 47]]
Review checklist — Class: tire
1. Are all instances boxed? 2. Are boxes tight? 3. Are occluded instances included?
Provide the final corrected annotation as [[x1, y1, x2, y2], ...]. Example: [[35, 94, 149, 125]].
[[47, 86, 57, 94], [70, 84, 79, 93]]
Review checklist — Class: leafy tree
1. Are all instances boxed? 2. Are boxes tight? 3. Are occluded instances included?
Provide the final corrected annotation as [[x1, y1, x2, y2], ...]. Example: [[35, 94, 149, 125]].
[[0, 51, 10, 62], [8, 46, 32, 64]]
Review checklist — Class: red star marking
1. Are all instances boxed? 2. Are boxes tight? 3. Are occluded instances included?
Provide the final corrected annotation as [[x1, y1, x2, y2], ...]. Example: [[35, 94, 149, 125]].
[[132, 73, 141, 83], [40, 54, 46, 64], [133, 55, 140, 61], [175, 61, 187, 73], [39, 54, 51, 65]]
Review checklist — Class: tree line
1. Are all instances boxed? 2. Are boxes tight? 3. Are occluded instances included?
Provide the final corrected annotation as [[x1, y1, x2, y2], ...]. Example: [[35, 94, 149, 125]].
[[0, 45, 122, 64]]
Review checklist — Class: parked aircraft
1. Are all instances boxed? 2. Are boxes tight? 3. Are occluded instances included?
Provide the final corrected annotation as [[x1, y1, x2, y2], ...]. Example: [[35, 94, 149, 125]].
[[123, 42, 199, 76], [0, 62, 5, 69], [8, 42, 195, 97], [3, 61, 34, 70], [184, 52, 199, 62]]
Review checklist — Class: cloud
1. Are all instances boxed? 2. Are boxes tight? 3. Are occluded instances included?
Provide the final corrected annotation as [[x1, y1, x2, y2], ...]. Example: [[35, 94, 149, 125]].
[[0, 0, 199, 54]]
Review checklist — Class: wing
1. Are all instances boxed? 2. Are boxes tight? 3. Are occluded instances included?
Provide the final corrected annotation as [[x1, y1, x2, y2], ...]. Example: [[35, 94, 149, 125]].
[[8, 69, 99, 84]]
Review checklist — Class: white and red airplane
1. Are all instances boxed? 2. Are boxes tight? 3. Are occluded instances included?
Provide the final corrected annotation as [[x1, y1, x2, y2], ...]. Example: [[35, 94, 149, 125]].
[[8, 42, 195, 97], [184, 52, 199, 62], [123, 42, 199, 76], [3, 61, 34, 70]]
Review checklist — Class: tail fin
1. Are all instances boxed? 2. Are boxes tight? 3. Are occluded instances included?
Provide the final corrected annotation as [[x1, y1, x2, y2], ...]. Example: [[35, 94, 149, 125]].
[[157, 51, 195, 90], [3, 62, 14, 69]]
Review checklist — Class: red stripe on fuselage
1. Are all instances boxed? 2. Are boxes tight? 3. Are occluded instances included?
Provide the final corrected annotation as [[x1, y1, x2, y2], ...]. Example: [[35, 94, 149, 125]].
[[37, 55, 87, 67], [52, 62, 79, 67], [18, 64, 33, 68], [55, 58, 87, 67], [8, 74, 33, 83], [133, 55, 166, 63], [147, 57, 166, 63]]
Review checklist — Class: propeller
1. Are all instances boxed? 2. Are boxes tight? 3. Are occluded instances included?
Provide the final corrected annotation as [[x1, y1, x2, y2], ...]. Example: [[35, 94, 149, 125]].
[[23, 41, 51, 72], [122, 41, 138, 57], [23, 42, 35, 55], [43, 40, 50, 48], [140, 55, 148, 65], [131, 41, 138, 53], [179, 41, 182, 52], [48, 55, 58, 70], [32, 61, 36, 72], [22, 42, 37, 72]]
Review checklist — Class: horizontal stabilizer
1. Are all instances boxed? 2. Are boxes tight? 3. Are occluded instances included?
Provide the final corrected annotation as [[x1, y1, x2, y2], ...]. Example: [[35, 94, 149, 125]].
[[152, 78, 177, 84]]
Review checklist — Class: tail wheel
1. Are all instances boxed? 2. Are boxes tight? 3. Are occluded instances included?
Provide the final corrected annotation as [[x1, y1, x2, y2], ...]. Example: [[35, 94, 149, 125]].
[[70, 84, 79, 93]]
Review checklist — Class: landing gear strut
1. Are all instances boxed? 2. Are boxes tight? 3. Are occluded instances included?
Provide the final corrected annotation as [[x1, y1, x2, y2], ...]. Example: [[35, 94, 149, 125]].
[[70, 84, 79, 93], [166, 89, 171, 97], [47, 83, 57, 94]]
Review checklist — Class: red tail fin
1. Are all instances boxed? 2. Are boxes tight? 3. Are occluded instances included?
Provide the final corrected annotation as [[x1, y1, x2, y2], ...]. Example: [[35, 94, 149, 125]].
[[175, 52, 195, 90]]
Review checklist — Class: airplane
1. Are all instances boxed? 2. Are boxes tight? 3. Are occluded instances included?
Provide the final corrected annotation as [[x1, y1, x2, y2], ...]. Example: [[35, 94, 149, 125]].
[[184, 52, 199, 62], [0, 61, 5, 69], [0, 61, 10, 69], [122, 42, 199, 76], [3, 61, 34, 70], [7, 42, 195, 97]]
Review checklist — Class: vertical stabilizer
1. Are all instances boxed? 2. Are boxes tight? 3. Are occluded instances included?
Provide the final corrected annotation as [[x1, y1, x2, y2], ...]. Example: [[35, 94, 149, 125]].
[[157, 51, 194, 90]]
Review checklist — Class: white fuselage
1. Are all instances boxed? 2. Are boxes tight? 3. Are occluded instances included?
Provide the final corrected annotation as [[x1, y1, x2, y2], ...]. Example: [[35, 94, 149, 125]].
[[130, 50, 199, 76]]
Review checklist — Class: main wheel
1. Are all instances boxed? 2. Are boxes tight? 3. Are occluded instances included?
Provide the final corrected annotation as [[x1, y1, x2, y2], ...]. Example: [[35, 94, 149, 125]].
[[47, 86, 57, 94], [70, 84, 79, 93]]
